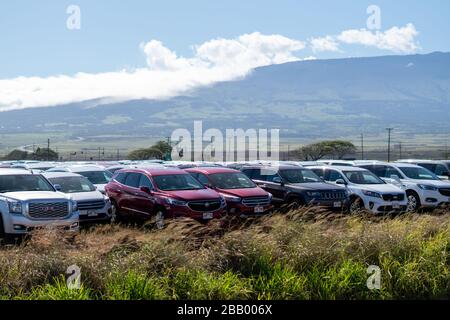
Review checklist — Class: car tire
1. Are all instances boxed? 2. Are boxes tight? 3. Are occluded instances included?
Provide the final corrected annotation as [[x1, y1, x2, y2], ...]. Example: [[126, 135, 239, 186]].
[[406, 191, 421, 212], [288, 197, 304, 209], [155, 209, 165, 230], [110, 200, 121, 224], [0, 213, 5, 240], [349, 197, 364, 214]]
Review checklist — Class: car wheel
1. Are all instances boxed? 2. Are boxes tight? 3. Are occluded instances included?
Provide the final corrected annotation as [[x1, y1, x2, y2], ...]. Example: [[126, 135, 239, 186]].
[[349, 198, 364, 214], [288, 197, 304, 209], [406, 191, 421, 212], [0, 214, 5, 240], [155, 210, 165, 230], [110, 200, 121, 223]]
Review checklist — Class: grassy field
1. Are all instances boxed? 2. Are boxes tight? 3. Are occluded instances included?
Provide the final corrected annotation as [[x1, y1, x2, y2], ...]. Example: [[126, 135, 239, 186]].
[[0, 208, 449, 300]]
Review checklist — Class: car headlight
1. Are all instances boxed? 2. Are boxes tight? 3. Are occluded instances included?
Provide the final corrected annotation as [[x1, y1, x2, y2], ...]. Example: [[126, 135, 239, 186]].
[[362, 190, 382, 198], [103, 195, 111, 203], [418, 184, 438, 191], [164, 198, 187, 206], [306, 191, 321, 197], [220, 193, 241, 203], [71, 200, 78, 212], [8, 200, 22, 214], [268, 193, 273, 201]]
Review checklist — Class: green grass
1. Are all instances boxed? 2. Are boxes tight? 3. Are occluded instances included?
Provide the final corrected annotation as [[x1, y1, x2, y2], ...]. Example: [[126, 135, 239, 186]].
[[0, 210, 449, 300]]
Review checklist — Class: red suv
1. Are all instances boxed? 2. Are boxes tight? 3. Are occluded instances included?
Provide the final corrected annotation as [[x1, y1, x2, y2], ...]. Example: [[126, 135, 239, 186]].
[[105, 168, 226, 227], [185, 167, 273, 217]]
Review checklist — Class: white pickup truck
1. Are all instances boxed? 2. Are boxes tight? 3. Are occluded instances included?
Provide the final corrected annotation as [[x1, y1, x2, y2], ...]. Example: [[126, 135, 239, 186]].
[[0, 169, 79, 240]]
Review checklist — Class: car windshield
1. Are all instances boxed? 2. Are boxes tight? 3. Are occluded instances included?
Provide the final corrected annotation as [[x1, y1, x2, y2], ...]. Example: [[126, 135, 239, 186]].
[[153, 174, 205, 191], [279, 169, 322, 183], [398, 167, 439, 180], [78, 171, 112, 184], [343, 171, 385, 185], [0, 175, 54, 193], [47, 176, 96, 193], [208, 172, 256, 189]]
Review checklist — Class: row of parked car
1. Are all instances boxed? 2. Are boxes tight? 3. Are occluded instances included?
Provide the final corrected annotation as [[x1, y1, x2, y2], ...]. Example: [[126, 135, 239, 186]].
[[1, 158, 450, 239]]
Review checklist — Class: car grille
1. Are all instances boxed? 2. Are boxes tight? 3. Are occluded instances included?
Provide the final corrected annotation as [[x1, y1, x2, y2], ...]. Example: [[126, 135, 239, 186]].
[[188, 199, 222, 212], [320, 192, 346, 200], [242, 196, 271, 207], [28, 202, 69, 219], [382, 194, 405, 201], [439, 188, 450, 196], [77, 200, 105, 211]]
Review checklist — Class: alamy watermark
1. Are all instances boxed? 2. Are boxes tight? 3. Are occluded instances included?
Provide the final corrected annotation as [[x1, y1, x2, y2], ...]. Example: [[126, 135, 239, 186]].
[[66, 5, 81, 30], [66, 264, 81, 290], [367, 265, 381, 290], [366, 5, 381, 30], [171, 121, 280, 163]]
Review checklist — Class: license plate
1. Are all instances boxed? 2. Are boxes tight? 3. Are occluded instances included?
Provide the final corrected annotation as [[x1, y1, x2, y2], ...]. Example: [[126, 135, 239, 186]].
[[333, 201, 341, 208], [87, 210, 98, 217], [203, 212, 213, 220], [393, 203, 400, 209], [254, 206, 265, 213]]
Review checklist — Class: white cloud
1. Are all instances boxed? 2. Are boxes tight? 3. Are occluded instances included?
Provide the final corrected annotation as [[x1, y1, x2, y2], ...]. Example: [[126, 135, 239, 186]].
[[310, 36, 340, 52], [0, 32, 305, 111], [337, 23, 419, 53]]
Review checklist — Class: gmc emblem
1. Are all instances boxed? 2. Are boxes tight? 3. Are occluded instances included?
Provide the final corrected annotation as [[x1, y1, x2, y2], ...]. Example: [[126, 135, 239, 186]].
[[42, 206, 55, 212]]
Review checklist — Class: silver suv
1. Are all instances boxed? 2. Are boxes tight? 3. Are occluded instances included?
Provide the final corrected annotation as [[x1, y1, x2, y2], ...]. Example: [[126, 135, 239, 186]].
[[0, 169, 79, 240]]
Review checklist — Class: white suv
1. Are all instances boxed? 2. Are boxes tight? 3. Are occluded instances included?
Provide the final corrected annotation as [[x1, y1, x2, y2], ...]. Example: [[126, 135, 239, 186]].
[[358, 162, 450, 211], [310, 166, 407, 214], [0, 169, 79, 240]]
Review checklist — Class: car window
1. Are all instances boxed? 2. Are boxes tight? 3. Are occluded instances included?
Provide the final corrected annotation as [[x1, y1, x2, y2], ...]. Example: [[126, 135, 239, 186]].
[[153, 174, 205, 191], [421, 163, 448, 176], [398, 167, 438, 180], [327, 170, 345, 182], [79, 171, 112, 184], [114, 172, 127, 184], [208, 172, 256, 189], [0, 175, 55, 193], [310, 169, 325, 179], [196, 173, 210, 185], [139, 174, 154, 190], [259, 169, 280, 182], [48, 176, 96, 193], [343, 170, 385, 184], [279, 169, 322, 183], [124, 172, 141, 188]]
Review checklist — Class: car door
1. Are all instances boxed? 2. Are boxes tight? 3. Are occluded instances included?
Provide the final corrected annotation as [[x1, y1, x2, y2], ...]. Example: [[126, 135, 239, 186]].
[[132, 174, 156, 220], [253, 169, 285, 202], [121, 172, 141, 217], [123, 173, 154, 220], [107, 172, 128, 214]]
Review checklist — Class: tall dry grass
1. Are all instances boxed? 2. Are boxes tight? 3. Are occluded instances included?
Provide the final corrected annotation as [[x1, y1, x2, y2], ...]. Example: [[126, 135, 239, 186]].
[[0, 208, 449, 300]]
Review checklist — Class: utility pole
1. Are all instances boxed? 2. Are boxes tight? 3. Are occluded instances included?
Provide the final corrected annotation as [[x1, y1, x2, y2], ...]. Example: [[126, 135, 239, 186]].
[[98, 147, 101, 161], [386, 128, 393, 162], [47, 139, 50, 161], [360, 133, 364, 160], [399, 142, 402, 160], [287, 145, 290, 161]]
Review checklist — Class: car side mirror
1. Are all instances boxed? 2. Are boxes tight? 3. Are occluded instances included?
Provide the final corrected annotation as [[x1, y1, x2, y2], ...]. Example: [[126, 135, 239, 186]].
[[335, 179, 346, 185], [390, 175, 401, 182], [139, 186, 153, 194], [53, 184, 62, 191]]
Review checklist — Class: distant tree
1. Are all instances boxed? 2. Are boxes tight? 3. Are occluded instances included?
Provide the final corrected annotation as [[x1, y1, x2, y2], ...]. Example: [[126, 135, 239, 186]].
[[4, 149, 29, 160], [295, 140, 356, 160], [127, 140, 172, 160], [30, 147, 59, 161]]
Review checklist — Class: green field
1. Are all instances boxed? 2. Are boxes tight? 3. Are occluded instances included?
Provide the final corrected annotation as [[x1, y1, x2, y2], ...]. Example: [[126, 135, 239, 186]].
[[1, 208, 449, 300]]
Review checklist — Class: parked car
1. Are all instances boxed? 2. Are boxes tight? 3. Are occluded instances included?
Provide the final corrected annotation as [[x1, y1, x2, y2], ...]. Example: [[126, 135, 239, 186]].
[[240, 165, 349, 210], [396, 159, 450, 180], [47, 165, 113, 194], [10, 162, 56, 172], [0, 169, 79, 240], [185, 167, 273, 217], [317, 160, 355, 167], [358, 162, 450, 211], [43, 172, 112, 224], [105, 168, 226, 227], [309, 166, 407, 214]]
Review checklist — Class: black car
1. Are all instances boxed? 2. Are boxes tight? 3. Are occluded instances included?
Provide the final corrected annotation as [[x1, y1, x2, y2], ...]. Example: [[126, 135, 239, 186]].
[[241, 165, 349, 210]]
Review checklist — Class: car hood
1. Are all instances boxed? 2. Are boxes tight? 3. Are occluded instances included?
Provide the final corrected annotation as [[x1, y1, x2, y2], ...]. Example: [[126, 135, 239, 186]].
[[162, 189, 221, 201], [288, 182, 346, 191], [218, 187, 268, 198], [2, 191, 69, 201], [355, 184, 404, 193], [63, 191, 104, 201]]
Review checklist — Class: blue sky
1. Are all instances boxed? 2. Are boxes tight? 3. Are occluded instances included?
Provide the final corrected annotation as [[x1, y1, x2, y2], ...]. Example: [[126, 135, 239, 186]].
[[0, 0, 449, 78]]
